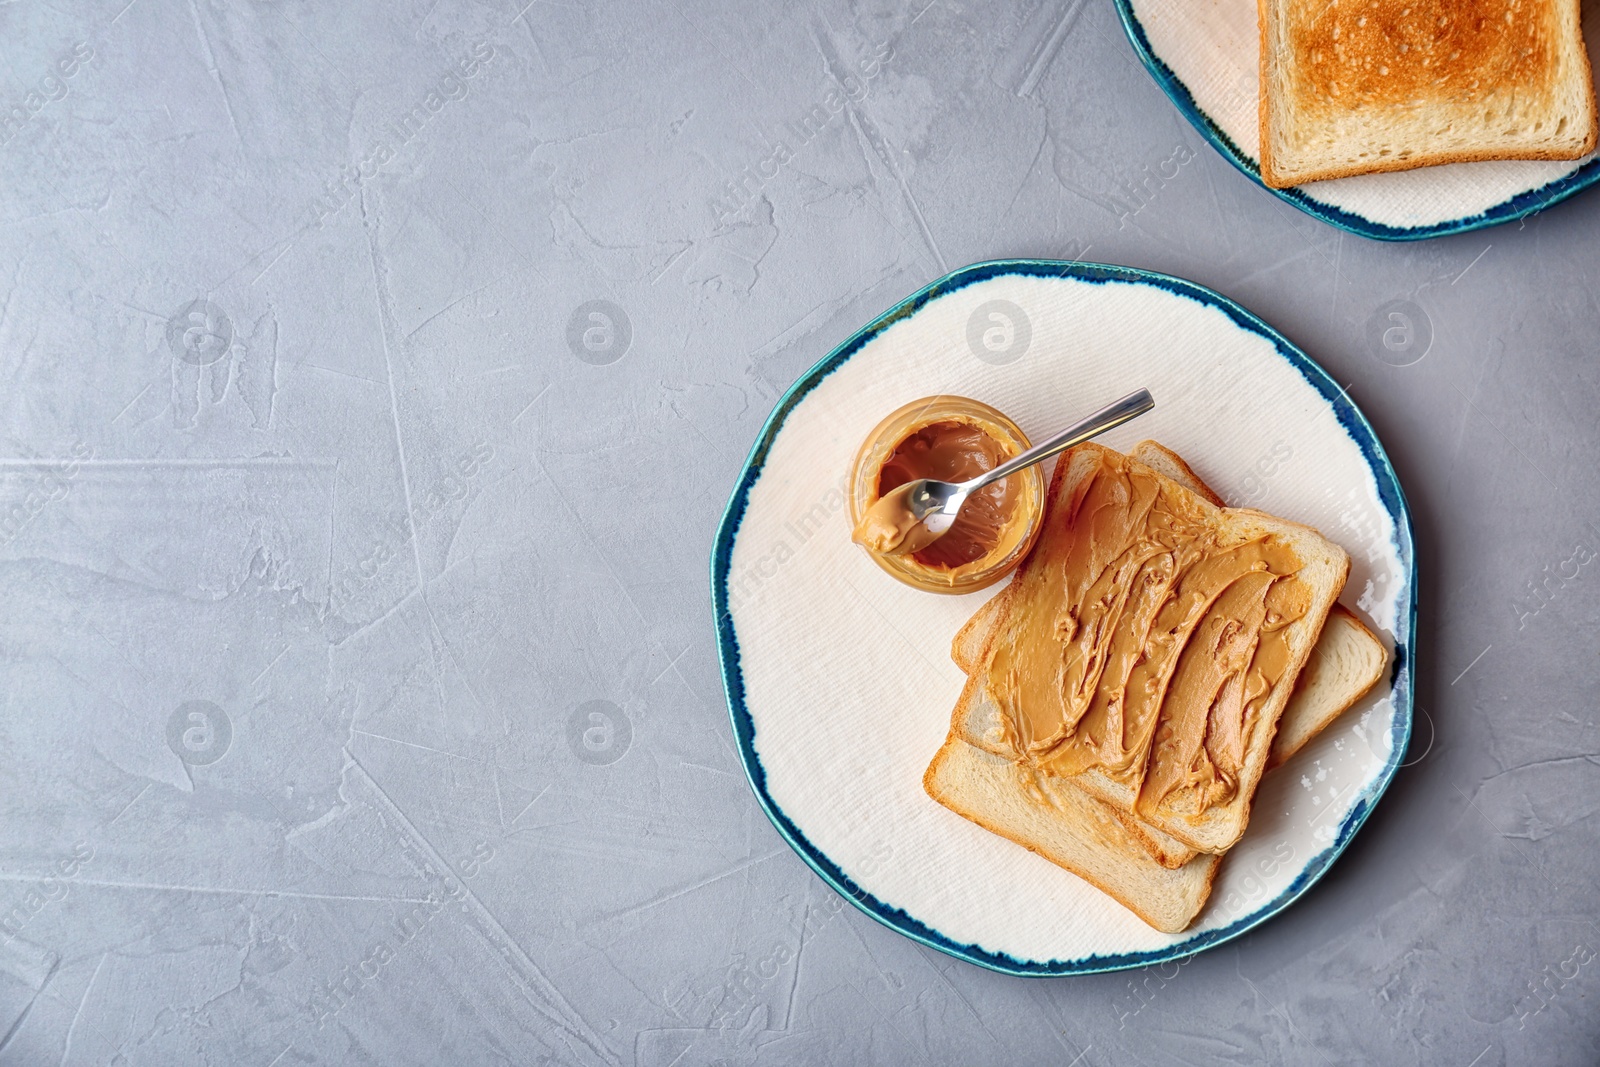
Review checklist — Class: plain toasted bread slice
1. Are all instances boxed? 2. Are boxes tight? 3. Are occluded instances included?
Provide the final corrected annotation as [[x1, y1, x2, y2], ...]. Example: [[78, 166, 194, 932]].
[[952, 441, 1385, 771], [1258, 0, 1599, 187], [923, 734, 1219, 934], [963, 443, 1349, 854]]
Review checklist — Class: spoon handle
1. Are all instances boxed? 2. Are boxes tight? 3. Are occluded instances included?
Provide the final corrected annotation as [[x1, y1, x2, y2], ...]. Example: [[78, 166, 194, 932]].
[[968, 389, 1155, 492]]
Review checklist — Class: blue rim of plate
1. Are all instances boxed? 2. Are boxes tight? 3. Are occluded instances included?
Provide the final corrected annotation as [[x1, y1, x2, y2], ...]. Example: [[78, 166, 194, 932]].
[[1111, 0, 1600, 241], [710, 259, 1417, 976]]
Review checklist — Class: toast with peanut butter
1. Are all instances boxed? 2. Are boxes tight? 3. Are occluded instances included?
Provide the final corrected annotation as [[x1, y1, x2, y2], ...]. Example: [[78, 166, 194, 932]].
[[1077, 441, 1385, 769], [949, 438, 1231, 871], [1258, 0, 1598, 187], [953, 443, 1349, 855], [952, 441, 1386, 772], [952, 593, 1383, 869], [949, 442, 1384, 870]]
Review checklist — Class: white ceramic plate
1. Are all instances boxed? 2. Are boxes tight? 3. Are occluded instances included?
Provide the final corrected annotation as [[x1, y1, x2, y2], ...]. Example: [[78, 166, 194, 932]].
[[1116, 0, 1600, 239], [712, 261, 1416, 975]]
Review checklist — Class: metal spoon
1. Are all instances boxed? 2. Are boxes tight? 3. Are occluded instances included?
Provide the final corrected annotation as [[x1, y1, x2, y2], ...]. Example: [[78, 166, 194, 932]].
[[858, 388, 1155, 556]]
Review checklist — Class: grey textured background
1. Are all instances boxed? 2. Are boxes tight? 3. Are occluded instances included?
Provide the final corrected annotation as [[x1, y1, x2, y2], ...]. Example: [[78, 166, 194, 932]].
[[0, 0, 1596, 1064]]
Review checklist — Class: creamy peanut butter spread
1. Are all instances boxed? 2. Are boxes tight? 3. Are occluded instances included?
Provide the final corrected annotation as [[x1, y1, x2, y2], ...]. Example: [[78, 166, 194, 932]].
[[986, 450, 1310, 819], [853, 482, 929, 555], [858, 421, 1016, 569]]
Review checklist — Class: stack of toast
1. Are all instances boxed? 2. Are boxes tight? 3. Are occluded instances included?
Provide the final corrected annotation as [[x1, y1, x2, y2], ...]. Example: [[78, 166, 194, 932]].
[[1257, 0, 1598, 187], [924, 441, 1386, 932]]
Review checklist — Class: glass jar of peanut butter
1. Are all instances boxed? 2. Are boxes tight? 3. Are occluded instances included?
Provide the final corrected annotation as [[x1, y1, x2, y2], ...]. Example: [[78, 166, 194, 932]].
[[847, 395, 1045, 594]]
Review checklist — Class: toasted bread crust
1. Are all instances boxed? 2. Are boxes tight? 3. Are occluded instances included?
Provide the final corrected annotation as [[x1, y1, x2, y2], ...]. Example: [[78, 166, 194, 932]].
[[1262, 137, 1600, 189]]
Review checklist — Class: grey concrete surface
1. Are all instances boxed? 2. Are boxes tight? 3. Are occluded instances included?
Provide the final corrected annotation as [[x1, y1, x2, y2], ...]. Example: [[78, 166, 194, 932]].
[[0, 0, 1596, 1064]]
